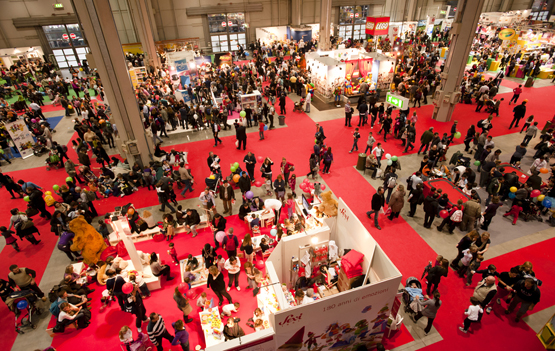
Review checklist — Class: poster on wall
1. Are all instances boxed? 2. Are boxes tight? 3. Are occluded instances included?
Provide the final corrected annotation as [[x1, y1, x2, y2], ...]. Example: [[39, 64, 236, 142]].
[[5, 121, 35, 158], [365, 17, 390, 36], [273, 278, 399, 351], [174, 59, 189, 73]]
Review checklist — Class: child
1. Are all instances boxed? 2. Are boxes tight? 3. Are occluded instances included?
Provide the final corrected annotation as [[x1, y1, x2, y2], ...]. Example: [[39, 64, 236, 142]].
[[222, 302, 240, 316], [163, 214, 176, 241], [0, 226, 20, 252], [264, 176, 273, 196], [250, 214, 260, 228], [216, 255, 226, 272], [129, 272, 151, 298], [457, 246, 478, 277], [186, 254, 199, 271], [465, 254, 484, 286], [254, 319, 265, 331], [349, 127, 361, 153], [168, 242, 179, 265], [286, 193, 295, 219], [288, 174, 297, 197], [259, 121, 265, 140], [260, 238, 270, 253], [459, 296, 483, 333], [100, 289, 113, 312], [283, 218, 295, 233], [97, 219, 109, 239], [503, 201, 523, 225], [197, 292, 207, 310]]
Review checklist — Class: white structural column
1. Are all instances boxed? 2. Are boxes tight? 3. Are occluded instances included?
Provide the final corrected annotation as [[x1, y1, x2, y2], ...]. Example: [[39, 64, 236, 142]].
[[73, 0, 153, 166], [292, 0, 302, 27], [319, 0, 332, 50], [128, 0, 161, 68], [432, 0, 485, 122]]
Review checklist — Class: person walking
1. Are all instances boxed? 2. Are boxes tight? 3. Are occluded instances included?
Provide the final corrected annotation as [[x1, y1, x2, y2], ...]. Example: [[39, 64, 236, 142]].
[[8, 264, 46, 299], [322, 148, 333, 174], [224, 256, 241, 291], [505, 278, 541, 322], [236, 125, 247, 150], [306, 153, 319, 180], [508, 84, 523, 105], [27, 187, 52, 219], [509, 101, 527, 129], [173, 287, 194, 324], [212, 122, 222, 147], [243, 152, 256, 182], [364, 132, 376, 154], [522, 121, 538, 146], [207, 265, 233, 306], [411, 290, 441, 336], [407, 183, 424, 217], [219, 180, 235, 215], [366, 187, 385, 230], [418, 128, 434, 155], [387, 184, 405, 219], [156, 182, 176, 213], [171, 319, 190, 351], [425, 259, 449, 295], [423, 193, 440, 228], [147, 313, 174, 351], [179, 163, 194, 195], [349, 128, 361, 153], [345, 101, 353, 127]]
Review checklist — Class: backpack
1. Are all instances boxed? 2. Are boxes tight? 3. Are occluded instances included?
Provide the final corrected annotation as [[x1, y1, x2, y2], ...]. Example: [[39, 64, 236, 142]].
[[85, 190, 96, 201], [225, 235, 237, 251], [49, 300, 61, 317], [387, 176, 397, 188], [406, 175, 414, 190], [48, 284, 63, 303], [450, 209, 463, 222]]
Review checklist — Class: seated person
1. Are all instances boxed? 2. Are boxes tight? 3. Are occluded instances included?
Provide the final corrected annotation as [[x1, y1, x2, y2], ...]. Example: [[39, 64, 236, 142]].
[[223, 317, 245, 341], [403, 282, 424, 303], [185, 254, 199, 271], [259, 238, 270, 253], [58, 302, 90, 329], [238, 203, 251, 221], [250, 197, 264, 211], [250, 214, 260, 228]]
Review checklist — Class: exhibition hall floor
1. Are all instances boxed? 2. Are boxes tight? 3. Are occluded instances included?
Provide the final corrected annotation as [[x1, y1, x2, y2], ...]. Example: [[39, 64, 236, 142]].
[[1, 79, 554, 351]]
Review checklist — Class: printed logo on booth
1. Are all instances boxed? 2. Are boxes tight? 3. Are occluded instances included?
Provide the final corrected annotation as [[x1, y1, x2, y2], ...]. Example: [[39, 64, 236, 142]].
[[366, 22, 375, 30], [278, 313, 303, 326], [340, 208, 349, 222], [376, 22, 389, 31]]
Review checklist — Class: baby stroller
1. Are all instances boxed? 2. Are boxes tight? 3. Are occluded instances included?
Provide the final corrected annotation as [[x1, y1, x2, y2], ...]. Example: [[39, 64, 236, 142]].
[[120, 332, 152, 351], [45, 151, 63, 170], [399, 276, 423, 315], [455, 154, 471, 168], [205, 173, 221, 198], [7, 289, 42, 334], [33, 138, 49, 157], [293, 98, 305, 113]]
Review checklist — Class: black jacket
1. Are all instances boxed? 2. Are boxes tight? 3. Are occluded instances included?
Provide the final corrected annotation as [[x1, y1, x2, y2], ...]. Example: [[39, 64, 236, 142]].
[[211, 216, 226, 232], [371, 193, 385, 211], [184, 209, 200, 226], [238, 175, 251, 192], [236, 126, 247, 140], [423, 195, 439, 215]]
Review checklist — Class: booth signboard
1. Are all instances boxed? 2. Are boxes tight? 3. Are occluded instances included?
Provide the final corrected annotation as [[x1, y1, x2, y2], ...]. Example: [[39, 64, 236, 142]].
[[386, 93, 408, 109], [499, 28, 517, 40], [365, 17, 390, 36], [5, 121, 35, 159], [174, 59, 189, 73]]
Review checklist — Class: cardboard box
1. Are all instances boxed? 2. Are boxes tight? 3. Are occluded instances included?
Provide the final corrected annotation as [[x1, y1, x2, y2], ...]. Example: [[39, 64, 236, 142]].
[[319, 286, 339, 298], [338, 265, 362, 292]]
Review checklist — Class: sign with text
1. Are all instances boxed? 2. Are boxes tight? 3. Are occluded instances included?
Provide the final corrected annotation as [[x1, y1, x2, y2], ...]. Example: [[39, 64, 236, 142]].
[[366, 17, 390, 35], [386, 93, 408, 109], [273, 277, 400, 351], [5, 121, 35, 159]]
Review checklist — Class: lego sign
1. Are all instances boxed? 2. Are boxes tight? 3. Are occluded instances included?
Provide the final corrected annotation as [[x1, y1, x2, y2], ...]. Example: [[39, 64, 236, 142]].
[[366, 17, 390, 35]]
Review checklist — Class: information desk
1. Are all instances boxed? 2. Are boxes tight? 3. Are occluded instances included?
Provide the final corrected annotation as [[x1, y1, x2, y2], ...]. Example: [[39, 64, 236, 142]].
[[199, 308, 224, 347], [180, 255, 208, 287], [423, 179, 470, 207]]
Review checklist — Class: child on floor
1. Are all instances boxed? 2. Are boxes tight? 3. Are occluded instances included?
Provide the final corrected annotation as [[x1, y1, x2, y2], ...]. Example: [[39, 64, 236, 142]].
[[217, 255, 226, 272], [465, 254, 484, 286], [222, 302, 240, 316], [503, 201, 523, 225], [186, 254, 199, 271], [100, 289, 114, 311], [457, 246, 478, 277], [264, 176, 273, 196], [285, 193, 295, 218], [197, 292, 207, 310], [459, 297, 483, 333], [168, 242, 179, 265], [247, 307, 265, 328], [288, 174, 297, 197]]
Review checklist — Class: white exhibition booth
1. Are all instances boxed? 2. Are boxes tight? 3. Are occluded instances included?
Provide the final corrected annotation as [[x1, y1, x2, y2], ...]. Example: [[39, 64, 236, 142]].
[[205, 198, 402, 351], [0, 47, 45, 68]]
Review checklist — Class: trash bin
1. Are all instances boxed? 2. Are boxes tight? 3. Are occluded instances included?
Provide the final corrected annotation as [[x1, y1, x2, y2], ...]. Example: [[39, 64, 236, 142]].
[[278, 115, 285, 125], [525, 77, 534, 88], [356, 153, 367, 171]]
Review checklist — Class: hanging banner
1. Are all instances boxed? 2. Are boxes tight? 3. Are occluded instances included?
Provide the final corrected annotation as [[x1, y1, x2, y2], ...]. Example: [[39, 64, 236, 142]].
[[366, 17, 390, 35], [498, 28, 517, 40], [5, 121, 35, 159], [174, 59, 189, 73], [272, 277, 400, 351]]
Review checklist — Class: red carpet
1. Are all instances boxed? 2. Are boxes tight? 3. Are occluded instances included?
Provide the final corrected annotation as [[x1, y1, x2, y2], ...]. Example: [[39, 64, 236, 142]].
[[0, 82, 553, 350]]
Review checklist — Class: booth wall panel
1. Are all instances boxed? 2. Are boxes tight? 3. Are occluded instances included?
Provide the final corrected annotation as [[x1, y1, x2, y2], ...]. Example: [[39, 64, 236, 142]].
[[370, 245, 402, 283], [267, 241, 284, 283]]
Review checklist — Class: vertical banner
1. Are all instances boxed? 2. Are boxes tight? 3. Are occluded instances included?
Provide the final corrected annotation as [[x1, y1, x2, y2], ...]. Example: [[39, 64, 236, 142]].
[[272, 278, 400, 351], [5, 121, 35, 159], [366, 17, 390, 36]]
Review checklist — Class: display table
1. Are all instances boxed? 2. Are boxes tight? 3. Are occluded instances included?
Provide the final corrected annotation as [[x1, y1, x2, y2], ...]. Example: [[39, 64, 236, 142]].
[[538, 69, 554, 79], [257, 278, 281, 315], [246, 209, 275, 229], [499, 163, 546, 187], [422, 179, 470, 207], [123, 259, 161, 291], [180, 255, 208, 287], [489, 61, 500, 71], [199, 308, 224, 347]]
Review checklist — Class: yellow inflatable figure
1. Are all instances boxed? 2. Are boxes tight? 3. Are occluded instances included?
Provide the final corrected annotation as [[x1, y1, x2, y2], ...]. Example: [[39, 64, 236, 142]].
[[318, 190, 338, 217], [69, 216, 107, 265], [44, 191, 56, 206]]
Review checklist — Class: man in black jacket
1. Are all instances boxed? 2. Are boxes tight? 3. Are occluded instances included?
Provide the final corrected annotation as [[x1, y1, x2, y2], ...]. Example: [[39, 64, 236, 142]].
[[27, 187, 51, 219], [366, 187, 385, 230], [183, 209, 201, 237], [212, 214, 227, 250], [219, 180, 236, 215], [236, 125, 247, 150], [509, 101, 527, 129], [237, 172, 251, 197], [243, 152, 256, 182], [423, 193, 439, 228]]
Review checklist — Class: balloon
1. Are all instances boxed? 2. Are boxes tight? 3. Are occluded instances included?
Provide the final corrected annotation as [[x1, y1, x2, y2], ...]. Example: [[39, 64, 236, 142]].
[[264, 198, 282, 210], [387, 160, 393, 166], [66, 177, 73, 183], [16, 300, 28, 310], [240, 111, 246, 118], [539, 168, 549, 174], [257, 156, 264, 163], [308, 183, 314, 189], [45, 191, 52, 196], [537, 195, 545, 202], [53, 184, 59, 191], [474, 161, 480, 166], [99, 119, 105, 124], [79, 67, 84, 71], [543, 199, 552, 208], [264, 125, 268, 131], [321, 184, 326, 190], [385, 154, 392, 159], [391, 156, 398, 161], [186, 289, 195, 298], [178, 282, 190, 294], [0, 149, 3, 154], [454, 132, 462, 139], [31, 119, 37, 123], [233, 162, 240, 168], [439, 210, 449, 219], [233, 174, 240, 183], [245, 52, 249, 56], [245, 191, 254, 199], [230, 166, 236, 172], [256, 260, 265, 270], [128, 208, 135, 215], [315, 139, 318, 144], [270, 229, 277, 236], [24, 196, 30, 202], [530, 190, 541, 198], [303, 178, 310, 184], [122, 283, 133, 294], [216, 231, 226, 243], [303, 186, 311, 193], [508, 192, 516, 199], [510, 186, 517, 193], [254, 180, 262, 187]]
